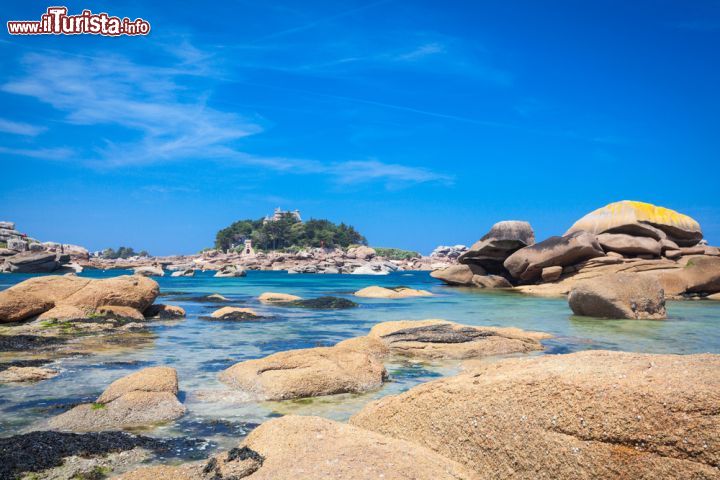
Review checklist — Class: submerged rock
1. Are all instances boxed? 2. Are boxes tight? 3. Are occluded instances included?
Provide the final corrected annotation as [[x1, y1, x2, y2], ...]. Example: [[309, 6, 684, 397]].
[[49, 366, 185, 431], [366, 319, 550, 359], [566, 200, 703, 247], [208, 306, 261, 321], [0, 430, 206, 480], [569, 273, 667, 319], [504, 231, 605, 282], [0, 365, 58, 383], [351, 350, 720, 479], [117, 415, 478, 480], [285, 296, 358, 309], [458, 220, 535, 273], [354, 286, 432, 299], [219, 345, 387, 401]]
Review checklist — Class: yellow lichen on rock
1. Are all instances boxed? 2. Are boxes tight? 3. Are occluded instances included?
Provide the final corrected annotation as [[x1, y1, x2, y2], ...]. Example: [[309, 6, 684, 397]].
[[566, 200, 702, 246]]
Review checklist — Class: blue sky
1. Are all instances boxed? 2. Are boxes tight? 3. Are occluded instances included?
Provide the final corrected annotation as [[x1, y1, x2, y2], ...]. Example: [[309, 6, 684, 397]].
[[1, 1, 719, 255]]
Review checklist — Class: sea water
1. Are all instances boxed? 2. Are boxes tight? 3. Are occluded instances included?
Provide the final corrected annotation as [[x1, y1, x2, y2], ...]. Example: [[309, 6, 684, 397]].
[[1, 270, 719, 453]]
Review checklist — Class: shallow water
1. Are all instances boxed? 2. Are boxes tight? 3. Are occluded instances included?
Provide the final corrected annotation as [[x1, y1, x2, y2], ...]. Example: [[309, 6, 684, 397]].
[[1, 270, 719, 455]]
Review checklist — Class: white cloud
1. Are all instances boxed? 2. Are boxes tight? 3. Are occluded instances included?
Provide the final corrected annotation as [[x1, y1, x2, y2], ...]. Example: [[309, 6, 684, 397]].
[[1, 47, 451, 187], [0, 117, 45, 136]]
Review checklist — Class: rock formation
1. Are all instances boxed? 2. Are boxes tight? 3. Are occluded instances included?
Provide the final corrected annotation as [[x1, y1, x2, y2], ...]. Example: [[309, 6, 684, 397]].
[[49, 367, 185, 431], [364, 319, 550, 359], [568, 273, 667, 319], [219, 344, 387, 401], [351, 350, 720, 479], [117, 415, 478, 480], [354, 286, 432, 298], [0, 275, 159, 323], [458, 220, 535, 273]]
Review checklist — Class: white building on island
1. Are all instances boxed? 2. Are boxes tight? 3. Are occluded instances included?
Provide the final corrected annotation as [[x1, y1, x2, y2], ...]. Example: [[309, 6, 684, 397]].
[[263, 208, 302, 224]]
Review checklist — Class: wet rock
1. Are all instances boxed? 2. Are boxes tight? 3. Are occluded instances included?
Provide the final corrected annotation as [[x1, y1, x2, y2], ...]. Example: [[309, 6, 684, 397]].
[[430, 264, 486, 286], [351, 350, 720, 480], [0, 275, 159, 324], [566, 200, 703, 247], [458, 220, 535, 273], [0, 430, 207, 480], [354, 286, 432, 298], [0, 366, 58, 383], [597, 232, 662, 256], [208, 307, 261, 321], [569, 273, 666, 319], [366, 319, 550, 359], [0, 334, 66, 351], [118, 415, 478, 480], [219, 345, 387, 401], [49, 367, 185, 431], [96, 305, 146, 321], [504, 231, 605, 282], [285, 296, 358, 309], [258, 292, 302, 304], [143, 304, 186, 319]]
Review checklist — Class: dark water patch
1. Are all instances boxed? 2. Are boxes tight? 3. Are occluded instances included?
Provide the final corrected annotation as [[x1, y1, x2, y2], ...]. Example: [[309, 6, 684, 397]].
[[94, 359, 154, 370], [157, 290, 189, 297], [388, 362, 443, 380], [257, 338, 327, 355], [198, 358, 238, 372], [0, 431, 211, 479], [172, 295, 238, 303], [176, 416, 259, 438], [0, 334, 66, 352], [3, 395, 96, 414]]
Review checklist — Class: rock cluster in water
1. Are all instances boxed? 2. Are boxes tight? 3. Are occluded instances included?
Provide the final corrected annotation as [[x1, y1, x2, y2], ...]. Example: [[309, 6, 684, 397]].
[[0, 220, 88, 274], [432, 200, 720, 318]]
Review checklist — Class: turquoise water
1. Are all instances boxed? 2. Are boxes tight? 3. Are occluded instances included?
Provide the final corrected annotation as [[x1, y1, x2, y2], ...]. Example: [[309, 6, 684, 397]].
[[1, 269, 719, 454]]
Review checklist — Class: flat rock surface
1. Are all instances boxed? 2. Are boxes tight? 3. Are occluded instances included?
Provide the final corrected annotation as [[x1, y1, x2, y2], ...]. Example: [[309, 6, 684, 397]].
[[219, 345, 387, 400], [367, 319, 550, 359], [351, 350, 720, 479], [354, 286, 432, 298]]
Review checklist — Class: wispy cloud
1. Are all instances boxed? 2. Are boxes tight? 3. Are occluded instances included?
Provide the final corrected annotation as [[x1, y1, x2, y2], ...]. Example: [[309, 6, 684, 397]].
[[1, 47, 450, 188], [0, 117, 45, 136]]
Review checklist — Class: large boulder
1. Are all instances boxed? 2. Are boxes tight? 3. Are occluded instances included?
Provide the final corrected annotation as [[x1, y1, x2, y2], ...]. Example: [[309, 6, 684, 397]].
[[458, 220, 535, 273], [566, 200, 703, 247], [354, 286, 432, 299], [214, 265, 247, 277], [117, 415, 479, 480], [351, 351, 720, 479], [3, 251, 60, 273], [652, 255, 720, 296], [347, 245, 376, 260], [49, 367, 185, 431], [430, 264, 486, 286], [597, 233, 662, 257], [365, 319, 550, 359], [0, 275, 159, 323], [219, 345, 387, 401], [568, 273, 666, 319], [133, 266, 165, 277], [504, 231, 605, 282]]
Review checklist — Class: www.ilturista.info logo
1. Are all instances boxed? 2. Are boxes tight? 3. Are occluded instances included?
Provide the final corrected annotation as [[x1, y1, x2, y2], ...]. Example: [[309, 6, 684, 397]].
[[7, 7, 150, 36]]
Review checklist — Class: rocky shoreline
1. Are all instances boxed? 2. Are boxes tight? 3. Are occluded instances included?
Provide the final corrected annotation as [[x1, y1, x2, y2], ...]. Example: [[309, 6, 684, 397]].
[[0, 200, 719, 479]]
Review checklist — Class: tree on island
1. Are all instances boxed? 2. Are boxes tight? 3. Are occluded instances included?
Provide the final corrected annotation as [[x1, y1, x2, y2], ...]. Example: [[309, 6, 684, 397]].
[[215, 213, 366, 251], [101, 246, 150, 259]]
